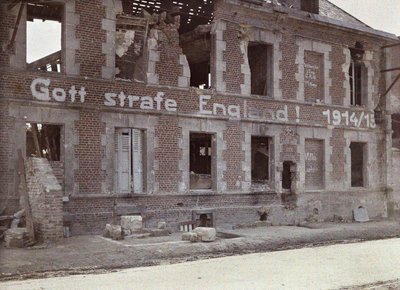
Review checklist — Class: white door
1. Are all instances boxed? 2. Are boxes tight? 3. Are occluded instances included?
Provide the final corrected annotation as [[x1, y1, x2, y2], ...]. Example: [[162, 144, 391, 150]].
[[115, 128, 132, 193], [132, 128, 144, 193]]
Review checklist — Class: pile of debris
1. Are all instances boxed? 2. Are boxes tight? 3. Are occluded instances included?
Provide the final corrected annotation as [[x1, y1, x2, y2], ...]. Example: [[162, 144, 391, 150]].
[[1, 209, 34, 248], [182, 227, 216, 243], [103, 215, 170, 240]]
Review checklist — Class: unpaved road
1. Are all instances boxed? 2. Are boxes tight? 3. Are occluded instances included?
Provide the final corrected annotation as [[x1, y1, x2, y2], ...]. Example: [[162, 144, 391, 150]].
[[2, 238, 400, 290]]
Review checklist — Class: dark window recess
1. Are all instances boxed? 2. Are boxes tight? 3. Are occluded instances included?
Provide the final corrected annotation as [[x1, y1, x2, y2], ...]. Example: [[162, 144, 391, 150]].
[[350, 142, 365, 187], [251, 136, 270, 183], [301, 0, 319, 14], [190, 133, 212, 189], [181, 30, 212, 89], [26, 123, 61, 161], [392, 113, 400, 149], [282, 161, 295, 191], [26, 2, 63, 72], [248, 42, 273, 96], [349, 45, 365, 106]]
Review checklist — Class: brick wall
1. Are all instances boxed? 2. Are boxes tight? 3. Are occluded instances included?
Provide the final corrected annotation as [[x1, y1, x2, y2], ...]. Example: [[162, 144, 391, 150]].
[[305, 139, 324, 189], [75, 0, 106, 78], [26, 158, 63, 241], [0, 0, 394, 233]]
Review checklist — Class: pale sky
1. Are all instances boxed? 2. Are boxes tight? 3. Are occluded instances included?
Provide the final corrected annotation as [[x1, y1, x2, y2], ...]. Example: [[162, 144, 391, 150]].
[[329, 0, 400, 36], [27, 1, 399, 63]]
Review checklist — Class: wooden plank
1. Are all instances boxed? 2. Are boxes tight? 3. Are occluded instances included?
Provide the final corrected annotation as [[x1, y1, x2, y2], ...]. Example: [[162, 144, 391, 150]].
[[17, 149, 35, 244], [383, 73, 400, 97], [381, 67, 400, 73], [27, 50, 61, 70]]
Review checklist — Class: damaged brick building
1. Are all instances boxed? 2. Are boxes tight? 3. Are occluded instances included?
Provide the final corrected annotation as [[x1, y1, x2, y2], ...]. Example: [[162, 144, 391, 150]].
[[1, 0, 400, 239]]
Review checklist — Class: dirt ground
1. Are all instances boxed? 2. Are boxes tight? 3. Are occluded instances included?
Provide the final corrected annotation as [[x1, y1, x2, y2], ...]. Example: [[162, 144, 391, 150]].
[[1, 221, 400, 282]]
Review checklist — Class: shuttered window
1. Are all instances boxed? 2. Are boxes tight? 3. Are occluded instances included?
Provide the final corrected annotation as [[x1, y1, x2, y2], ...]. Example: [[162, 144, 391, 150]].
[[115, 128, 145, 193]]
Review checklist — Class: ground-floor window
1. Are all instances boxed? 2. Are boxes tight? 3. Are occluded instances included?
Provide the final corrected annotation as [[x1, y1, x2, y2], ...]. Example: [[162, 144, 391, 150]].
[[26, 123, 61, 161], [251, 136, 270, 184], [350, 142, 365, 187], [190, 132, 213, 190], [114, 128, 145, 194]]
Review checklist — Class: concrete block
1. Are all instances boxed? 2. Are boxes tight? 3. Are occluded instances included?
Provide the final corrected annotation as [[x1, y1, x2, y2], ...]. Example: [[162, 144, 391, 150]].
[[353, 206, 369, 222], [5, 228, 29, 248], [104, 224, 123, 240], [121, 215, 143, 232], [192, 227, 216, 242], [147, 73, 159, 84], [158, 221, 166, 229], [182, 232, 198, 242], [148, 50, 160, 62], [178, 76, 189, 88]]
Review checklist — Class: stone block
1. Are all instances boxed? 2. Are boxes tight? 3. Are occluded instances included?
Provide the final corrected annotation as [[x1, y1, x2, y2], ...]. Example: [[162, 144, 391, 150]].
[[182, 232, 198, 242], [158, 221, 166, 229], [5, 228, 29, 248], [192, 227, 216, 242], [148, 229, 170, 237], [121, 215, 143, 234], [353, 206, 369, 223], [104, 224, 123, 240]]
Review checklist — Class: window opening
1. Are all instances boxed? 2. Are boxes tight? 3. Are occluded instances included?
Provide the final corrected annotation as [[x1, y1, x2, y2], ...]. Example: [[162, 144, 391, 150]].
[[26, 2, 63, 72], [26, 123, 61, 161], [282, 161, 294, 191], [251, 136, 270, 184], [349, 44, 365, 106], [300, 0, 319, 14], [115, 128, 145, 194], [115, 15, 147, 81], [248, 42, 273, 96], [190, 133, 212, 190], [120, 1, 214, 87], [350, 142, 365, 187], [392, 113, 400, 149]]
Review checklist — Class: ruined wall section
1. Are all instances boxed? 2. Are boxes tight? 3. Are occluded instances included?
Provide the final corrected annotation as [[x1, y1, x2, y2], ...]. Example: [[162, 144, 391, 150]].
[[26, 158, 63, 241], [75, 0, 106, 78], [147, 20, 190, 88], [0, 5, 16, 68], [0, 103, 17, 215]]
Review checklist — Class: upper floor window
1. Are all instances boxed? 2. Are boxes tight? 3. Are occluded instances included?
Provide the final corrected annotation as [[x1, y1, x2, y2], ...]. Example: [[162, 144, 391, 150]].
[[349, 45, 365, 106], [27, 2, 63, 73], [248, 42, 273, 96]]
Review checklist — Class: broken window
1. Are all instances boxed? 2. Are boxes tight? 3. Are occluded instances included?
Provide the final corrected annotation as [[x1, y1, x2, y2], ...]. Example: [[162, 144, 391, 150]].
[[350, 142, 365, 187], [26, 2, 63, 72], [120, 1, 214, 87], [349, 44, 365, 106], [190, 133, 213, 190], [248, 42, 273, 96], [251, 136, 270, 184], [300, 0, 319, 14], [282, 161, 295, 191], [181, 27, 212, 88], [393, 113, 400, 149], [115, 128, 145, 194], [26, 123, 61, 161], [115, 15, 147, 81]]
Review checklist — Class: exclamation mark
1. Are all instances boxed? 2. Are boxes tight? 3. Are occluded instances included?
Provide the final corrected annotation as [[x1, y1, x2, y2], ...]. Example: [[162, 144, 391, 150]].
[[295, 106, 300, 123]]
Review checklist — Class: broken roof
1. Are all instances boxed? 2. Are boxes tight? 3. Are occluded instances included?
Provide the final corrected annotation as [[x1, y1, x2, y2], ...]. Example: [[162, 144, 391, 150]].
[[319, 0, 369, 28]]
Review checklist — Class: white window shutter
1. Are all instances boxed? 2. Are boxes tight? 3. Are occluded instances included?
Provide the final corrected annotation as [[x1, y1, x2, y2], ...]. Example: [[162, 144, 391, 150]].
[[115, 128, 132, 193], [132, 129, 143, 193]]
